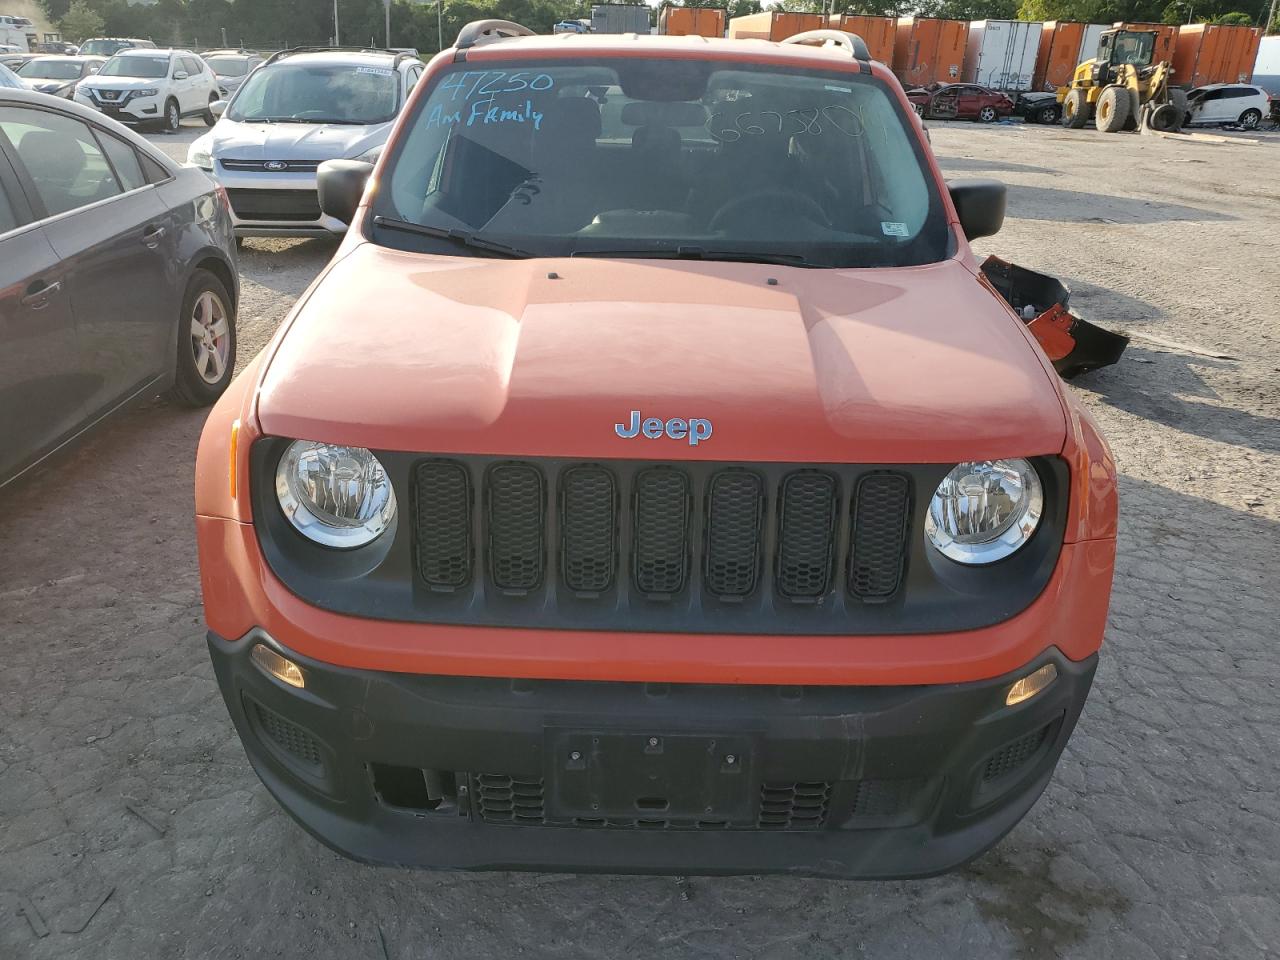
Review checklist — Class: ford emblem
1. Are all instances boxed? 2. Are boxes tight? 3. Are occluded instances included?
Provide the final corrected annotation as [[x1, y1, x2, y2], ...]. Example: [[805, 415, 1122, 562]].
[[264, 160, 288, 171]]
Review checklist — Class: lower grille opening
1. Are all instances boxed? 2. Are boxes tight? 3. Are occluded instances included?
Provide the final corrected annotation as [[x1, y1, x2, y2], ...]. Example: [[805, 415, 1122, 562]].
[[474, 774, 546, 824], [849, 777, 928, 819], [249, 698, 323, 771], [226, 188, 321, 222], [371, 764, 456, 812], [758, 781, 832, 830], [983, 723, 1054, 783]]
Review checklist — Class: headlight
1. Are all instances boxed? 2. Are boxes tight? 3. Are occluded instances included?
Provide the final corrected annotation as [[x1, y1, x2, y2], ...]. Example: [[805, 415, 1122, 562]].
[[188, 144, 213, 170], [925, 459, 1043, 565], [275, 441, 397, 549], [352, 144, 383, 164], [134, 87, 158, 97]]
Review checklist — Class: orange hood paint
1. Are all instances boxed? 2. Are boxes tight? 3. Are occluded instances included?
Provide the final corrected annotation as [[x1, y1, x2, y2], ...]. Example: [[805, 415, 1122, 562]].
[[256, 243, 1066, 463]]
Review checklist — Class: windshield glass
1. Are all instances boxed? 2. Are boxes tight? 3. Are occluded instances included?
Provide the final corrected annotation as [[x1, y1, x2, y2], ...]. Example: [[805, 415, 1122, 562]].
[[81, 40, 131, 57], [374, 59, 947, 268], [18, 59, 81, 80], [228, 61, 398, 124], [1111, 33, 1155, 66], [207, 56, 248, 77], [99, 54, 168, 78]]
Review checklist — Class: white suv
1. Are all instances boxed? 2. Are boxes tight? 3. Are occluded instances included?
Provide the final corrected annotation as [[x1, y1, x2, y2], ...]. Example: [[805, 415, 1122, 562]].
[[187, 49, 423, 237], [1184, 84, 1271, 130], [74, 47, 221, 132]]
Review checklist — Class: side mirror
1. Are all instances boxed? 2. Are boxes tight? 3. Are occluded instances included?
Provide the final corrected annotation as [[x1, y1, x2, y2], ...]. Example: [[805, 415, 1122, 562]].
[[173, 70, 188, 80], [318, 159, 374, 225], [210, 99, 226, 117], [948, 179, 1006, 241]]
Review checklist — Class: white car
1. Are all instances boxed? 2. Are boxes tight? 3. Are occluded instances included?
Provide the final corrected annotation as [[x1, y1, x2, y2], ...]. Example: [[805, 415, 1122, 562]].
[[1184, 83, 1271, 130], [187, 49, 423, 237], [74, 47, 221, 132]]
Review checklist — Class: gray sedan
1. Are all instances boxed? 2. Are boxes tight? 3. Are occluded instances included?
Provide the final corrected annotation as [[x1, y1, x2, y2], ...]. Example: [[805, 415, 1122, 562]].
[[15, 55, 107, 98], [0, 88, 239, 489]]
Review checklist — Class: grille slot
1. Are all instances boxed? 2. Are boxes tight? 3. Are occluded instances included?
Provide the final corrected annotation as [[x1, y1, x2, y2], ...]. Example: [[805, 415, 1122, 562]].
[[474, 774, 546, 823], [776, 472, 838, 599], [983, 724, 1052, 782], [486, 464, 544, 592], [251, 701, 322, 769], [415, 461, 473, 589], [220, 158, 321, 172], [704, 471, 764, 599], [560, 466, 617, 594], [849, 473, 910, 600], [851, 778, 927, 818], [225, 188, 321, 222], [632, 468, 691, 596], [758, 781, 831, 829]]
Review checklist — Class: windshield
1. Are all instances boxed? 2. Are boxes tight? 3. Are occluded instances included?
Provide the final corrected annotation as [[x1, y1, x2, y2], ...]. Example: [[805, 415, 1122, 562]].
[[99, 55, 168, 78], [81, 40, 132, 57], [373, 59, 947, 268], [207, 56, 248, 77], [18, 59, 81, 80], [1109, 32, 1155, 67], [228, 61, 398, 124]]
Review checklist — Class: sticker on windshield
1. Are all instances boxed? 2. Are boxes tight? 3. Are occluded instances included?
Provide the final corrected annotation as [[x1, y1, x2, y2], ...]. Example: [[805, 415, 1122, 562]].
[[356, 66, 393, 76], [824, 84, 852, 93], [881, 222, 910, 237]]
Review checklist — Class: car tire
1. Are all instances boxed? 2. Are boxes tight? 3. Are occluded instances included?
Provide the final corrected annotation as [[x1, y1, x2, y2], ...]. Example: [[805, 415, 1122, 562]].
[[203, 93, 218, 126], [1037, 105, 1060, 125], [165, 268, 236, 408], [1063, 88, 1089, 128], [163, 97, 180, 135], [1147, 102, 1182, 133], [978, 105, 998, 123], [1238, 108, 1262, 130]]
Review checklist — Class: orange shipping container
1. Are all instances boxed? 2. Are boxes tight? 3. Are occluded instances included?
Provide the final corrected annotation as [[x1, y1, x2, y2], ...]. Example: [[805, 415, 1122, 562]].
[[726, 11, 824, 42], [659, 6, 727, 38], [1113, 22, 1177, 63], [1033, 20, 1086, 92], [893, 17, 969, 88], [1173, 22, 1262, 87], [827, 14, 896, 63]]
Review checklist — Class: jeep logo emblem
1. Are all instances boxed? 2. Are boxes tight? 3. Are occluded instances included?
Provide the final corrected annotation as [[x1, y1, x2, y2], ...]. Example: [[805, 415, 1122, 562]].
[[615, 410, 712, 446]]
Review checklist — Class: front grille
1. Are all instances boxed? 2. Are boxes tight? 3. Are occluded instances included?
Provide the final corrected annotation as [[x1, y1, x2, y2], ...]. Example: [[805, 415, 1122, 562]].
[[850, 777, 927, 818], [220, 158, 322, 172], [250, 700, 322, 769], [225, 188, 321, 222], [758, 781, 831, 829], [410, 458, 913, 620], [983, 724, 1052, 782]]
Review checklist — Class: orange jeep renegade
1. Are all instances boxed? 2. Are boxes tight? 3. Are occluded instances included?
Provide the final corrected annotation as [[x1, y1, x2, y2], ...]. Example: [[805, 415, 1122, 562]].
[[195, 22, 1118, 878]]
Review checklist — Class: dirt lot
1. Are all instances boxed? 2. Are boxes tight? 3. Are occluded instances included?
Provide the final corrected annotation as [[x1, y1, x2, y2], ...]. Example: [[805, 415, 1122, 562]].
[[2, 119, 1278, 960]]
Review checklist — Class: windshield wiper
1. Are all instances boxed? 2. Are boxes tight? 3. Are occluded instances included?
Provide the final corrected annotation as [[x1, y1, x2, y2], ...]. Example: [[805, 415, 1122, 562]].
[[570, 246, 819, 268], [372, 217, 532, 259]]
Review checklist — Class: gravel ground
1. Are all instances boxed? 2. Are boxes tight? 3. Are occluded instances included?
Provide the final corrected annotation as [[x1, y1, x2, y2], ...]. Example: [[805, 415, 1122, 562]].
[[1, 119, 1278, 960]]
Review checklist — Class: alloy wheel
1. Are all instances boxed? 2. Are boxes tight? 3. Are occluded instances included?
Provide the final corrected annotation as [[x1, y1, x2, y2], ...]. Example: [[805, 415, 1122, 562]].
[[190, 290, 230, 384]]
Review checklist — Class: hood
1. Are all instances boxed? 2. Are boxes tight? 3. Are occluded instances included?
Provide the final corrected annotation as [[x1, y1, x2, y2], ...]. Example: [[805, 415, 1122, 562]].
[[23, 78, 72, 92], [257, 245, 1067, 464], [82, 76, 164, 91], [208, 118, 388, 161]]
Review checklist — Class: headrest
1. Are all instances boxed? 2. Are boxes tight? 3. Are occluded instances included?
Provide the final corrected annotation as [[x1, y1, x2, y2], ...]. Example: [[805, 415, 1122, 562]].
[[18, 129, 86, 183]]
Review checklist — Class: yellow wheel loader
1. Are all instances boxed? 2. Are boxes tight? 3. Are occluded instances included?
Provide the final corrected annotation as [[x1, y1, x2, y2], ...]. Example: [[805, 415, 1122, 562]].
[[1058, 29, 1187, 134]]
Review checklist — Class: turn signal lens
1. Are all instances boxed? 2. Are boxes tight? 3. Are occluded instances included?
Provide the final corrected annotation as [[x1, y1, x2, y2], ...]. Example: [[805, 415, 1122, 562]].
[[1005, 663, 1057, 707], [251, 644, 305, 689]]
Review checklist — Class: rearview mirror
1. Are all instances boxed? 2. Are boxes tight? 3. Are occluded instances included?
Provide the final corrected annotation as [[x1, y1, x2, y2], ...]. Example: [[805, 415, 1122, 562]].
[[317, 159, 374, 226], [947, 179, 1006, 241], [173, 70, 188, 80], [210, 99, 226, 117]]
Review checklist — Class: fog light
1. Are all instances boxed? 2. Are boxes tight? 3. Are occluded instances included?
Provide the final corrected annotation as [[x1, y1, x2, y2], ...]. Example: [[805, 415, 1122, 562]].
[[1005, 663, 1057, 706], [251, 644, 305, 689]]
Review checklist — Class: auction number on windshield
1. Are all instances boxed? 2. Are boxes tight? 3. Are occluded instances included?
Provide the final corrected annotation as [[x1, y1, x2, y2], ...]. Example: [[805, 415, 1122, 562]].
[[707, 105, 866, 142], [438, 70, 555, 101]]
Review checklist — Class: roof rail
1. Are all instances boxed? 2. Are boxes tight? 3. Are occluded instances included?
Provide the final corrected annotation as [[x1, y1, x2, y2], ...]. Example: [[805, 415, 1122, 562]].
[[455, 19, 537, 51], [262, 45, 414, 69], [781, 29, 870, 62]]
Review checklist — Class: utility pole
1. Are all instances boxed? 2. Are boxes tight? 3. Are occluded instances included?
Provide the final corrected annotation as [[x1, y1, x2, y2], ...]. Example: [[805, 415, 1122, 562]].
[[384, 0, 391, 48], [333, 0, 340, 45], [221, 26, 227, 48], [1267, 0, 1278, 34], [438, 0, 444, 52]]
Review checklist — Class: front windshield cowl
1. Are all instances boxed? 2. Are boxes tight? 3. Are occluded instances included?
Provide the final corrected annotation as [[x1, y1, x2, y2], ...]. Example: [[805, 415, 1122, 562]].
[[369, 58, 948, 269]]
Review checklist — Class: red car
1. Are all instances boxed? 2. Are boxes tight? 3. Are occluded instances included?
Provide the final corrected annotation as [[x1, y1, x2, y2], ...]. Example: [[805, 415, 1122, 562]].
[[907, 82, 1015, 122]]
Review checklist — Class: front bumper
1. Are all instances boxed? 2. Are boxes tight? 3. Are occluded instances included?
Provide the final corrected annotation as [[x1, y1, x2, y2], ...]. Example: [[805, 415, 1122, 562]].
[[209, 630, 1096, 878], [211, 165, 346, 237], [75, 90, 161, 123]]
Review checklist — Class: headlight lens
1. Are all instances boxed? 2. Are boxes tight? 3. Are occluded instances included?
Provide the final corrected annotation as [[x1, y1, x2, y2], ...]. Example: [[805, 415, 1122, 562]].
[[188, 145, 213, 170], [925, 459, 1043, 565], [135, 87, 159, 97], [275, 441, 397, 549], [352, 144, 383, 164]]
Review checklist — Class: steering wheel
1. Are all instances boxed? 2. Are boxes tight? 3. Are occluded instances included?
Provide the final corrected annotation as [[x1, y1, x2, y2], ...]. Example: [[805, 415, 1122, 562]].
[[709, 189, 831, 235]]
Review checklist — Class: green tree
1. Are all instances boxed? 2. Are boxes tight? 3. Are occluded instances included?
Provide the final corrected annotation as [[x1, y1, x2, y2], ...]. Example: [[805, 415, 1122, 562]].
[[60, 0, 105, 41]]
